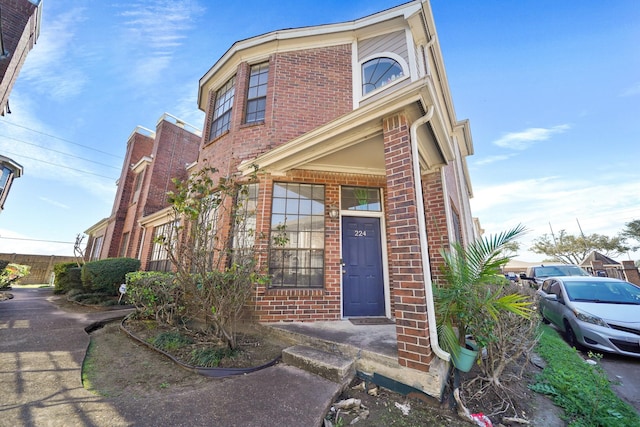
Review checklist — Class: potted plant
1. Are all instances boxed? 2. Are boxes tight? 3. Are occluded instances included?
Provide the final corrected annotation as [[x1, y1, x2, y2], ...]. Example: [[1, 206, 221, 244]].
[[433, 225, 532, 372]]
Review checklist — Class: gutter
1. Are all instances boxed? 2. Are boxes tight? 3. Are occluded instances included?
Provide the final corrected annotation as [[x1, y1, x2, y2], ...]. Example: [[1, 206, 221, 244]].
[[409, 105, 450, 362]]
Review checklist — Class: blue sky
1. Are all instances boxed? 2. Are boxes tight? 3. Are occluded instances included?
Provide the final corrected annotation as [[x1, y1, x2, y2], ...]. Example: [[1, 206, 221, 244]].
[[0, 0, 638, 262]]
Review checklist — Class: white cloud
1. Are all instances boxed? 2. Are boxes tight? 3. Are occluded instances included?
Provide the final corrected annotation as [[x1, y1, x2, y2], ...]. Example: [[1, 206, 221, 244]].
[[118, 0, 205, 86], [472, 153, 515, 166], [39, 197, 71, 210], [20, 8, 89, 99], [620, 82, 640, 97], [492, 124, 571, 150], [470, 175, 640, 262]]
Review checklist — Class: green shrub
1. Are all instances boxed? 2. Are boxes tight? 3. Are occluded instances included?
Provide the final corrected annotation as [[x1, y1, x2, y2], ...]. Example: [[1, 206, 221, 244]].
[[189, 347, 236, 367], [149, 331, 193, 351], [0, 263, 30, 289], [81, 258, 140, 296], [53, 262, 83, 294], [125, 271, 181, 324]]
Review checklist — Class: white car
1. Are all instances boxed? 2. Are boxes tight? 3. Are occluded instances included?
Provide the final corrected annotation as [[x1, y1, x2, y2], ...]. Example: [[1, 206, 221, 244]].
[[537, 276, 640, 358]]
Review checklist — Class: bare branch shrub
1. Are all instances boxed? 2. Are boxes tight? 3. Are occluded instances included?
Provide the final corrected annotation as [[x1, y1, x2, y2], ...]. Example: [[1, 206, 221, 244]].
[[160, 166, 269, 350], [462, 284, 540, 417]]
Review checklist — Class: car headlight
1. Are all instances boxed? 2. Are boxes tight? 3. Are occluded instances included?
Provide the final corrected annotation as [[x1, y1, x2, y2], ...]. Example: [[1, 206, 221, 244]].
[[572, 308, 608, 327]]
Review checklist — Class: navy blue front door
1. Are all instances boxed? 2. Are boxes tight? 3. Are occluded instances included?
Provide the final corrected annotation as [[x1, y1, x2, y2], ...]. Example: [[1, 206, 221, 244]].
[[342, 216, 385, 317]]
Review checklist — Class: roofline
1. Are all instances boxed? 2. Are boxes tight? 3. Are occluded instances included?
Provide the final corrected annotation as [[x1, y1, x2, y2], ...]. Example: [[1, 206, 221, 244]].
[[198, 1, 424, 109]]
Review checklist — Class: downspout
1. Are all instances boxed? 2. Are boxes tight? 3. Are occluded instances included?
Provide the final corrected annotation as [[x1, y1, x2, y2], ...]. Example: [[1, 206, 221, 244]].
[[409, 105, 450, 362]]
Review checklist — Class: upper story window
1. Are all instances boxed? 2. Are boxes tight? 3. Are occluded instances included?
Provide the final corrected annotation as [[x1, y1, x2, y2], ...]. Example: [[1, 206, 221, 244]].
[[362, 57, 404, 95], [210, 76, 236, 139], [131, 169, 145, 203], [245, 62, 269, 123]]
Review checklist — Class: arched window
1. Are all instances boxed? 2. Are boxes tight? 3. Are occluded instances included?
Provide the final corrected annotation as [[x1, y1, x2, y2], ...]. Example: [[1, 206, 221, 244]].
[[362, 57, 404, 95]]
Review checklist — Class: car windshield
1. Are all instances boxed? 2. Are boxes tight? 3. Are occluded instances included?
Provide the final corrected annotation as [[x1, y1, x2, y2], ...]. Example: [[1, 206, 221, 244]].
[[534, 265, 589, 278], [564, 280, 640, 304]]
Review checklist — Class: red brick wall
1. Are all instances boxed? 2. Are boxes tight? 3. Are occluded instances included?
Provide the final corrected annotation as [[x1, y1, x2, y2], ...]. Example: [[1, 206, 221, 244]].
[[199, 45, 353, 179], [248, 170, 386, 322], [101, 120, 199, 262], [103, 132, 154, 259], [422, 171, 450, 284], [382, 113, 433, 372]]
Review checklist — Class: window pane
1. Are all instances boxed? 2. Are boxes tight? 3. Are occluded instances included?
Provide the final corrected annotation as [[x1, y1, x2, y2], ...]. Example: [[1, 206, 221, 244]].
[[362, 57, 404, 95], [272, 198, 286, 214], [341, 186, 382, 211]]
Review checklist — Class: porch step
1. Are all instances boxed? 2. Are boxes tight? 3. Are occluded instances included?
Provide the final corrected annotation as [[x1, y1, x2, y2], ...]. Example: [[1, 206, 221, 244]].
[[282, 345, 355, 385]]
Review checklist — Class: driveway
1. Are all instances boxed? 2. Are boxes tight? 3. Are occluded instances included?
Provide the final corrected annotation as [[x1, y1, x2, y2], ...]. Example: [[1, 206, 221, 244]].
[[598, 353, 640, 413], [0, 287, 340, 427]]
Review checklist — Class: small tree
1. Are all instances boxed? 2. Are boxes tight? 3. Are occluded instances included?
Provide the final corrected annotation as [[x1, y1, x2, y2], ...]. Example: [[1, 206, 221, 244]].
[[160, 166, 269, 350], [621, 219, 640, 251], [531, 230, 629, 264], [434, 225, 533, 356]]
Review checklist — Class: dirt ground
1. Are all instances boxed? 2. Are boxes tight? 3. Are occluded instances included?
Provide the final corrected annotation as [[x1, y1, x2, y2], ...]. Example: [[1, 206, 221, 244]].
[[51, 294, 562, 426]]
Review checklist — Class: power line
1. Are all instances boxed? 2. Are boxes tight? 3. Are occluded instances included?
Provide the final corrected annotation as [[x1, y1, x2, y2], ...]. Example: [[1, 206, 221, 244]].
[[1, 148, 118, 181], [0, 120, 122, 159], [0, 236, 75, 245], [0, 134, 120, 170]]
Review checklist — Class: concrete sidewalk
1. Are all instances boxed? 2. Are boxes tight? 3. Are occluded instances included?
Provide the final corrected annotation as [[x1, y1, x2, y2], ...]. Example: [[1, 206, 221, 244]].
[[0, 288, 342, 426]]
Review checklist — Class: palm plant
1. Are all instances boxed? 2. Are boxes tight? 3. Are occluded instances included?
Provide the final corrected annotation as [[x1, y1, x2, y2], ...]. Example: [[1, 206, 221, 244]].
[[434, 225, 533, 361]]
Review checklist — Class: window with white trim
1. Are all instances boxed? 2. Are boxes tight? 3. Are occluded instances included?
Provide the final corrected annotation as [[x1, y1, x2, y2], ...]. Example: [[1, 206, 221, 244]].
[[362, 57, 404, 95], [209, 76, 236, 139], [245, 63, 268, 123], [149, 221, 178, 272]]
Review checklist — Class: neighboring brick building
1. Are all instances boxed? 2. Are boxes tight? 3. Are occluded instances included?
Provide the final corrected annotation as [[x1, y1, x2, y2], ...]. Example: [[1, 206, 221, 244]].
[[0, 0, 42, 116], [84, 113, 201, 265]]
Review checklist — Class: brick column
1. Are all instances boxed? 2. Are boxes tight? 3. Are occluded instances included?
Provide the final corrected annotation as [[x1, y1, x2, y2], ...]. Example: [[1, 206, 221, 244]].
[[621, 260, 640, 285], [383, 113, 433, 372]]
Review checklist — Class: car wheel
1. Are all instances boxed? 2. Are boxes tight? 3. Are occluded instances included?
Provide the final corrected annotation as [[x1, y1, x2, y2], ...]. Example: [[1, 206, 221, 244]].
[[563, 320, 580, 349]]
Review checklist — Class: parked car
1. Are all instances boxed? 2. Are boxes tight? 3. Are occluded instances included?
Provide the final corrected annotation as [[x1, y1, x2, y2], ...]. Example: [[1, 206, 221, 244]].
[[537, 276, 640, 358], [520, 264, 590, 289], [504, 272, 519, 283]]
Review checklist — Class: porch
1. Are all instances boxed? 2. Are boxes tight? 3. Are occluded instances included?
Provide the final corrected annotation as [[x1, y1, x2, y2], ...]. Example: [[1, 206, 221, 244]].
[[263, 320, 448, 399]]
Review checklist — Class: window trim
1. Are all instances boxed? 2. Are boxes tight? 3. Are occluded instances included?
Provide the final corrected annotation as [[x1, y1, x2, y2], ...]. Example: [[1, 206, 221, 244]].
[[358, 52, 409, 99]]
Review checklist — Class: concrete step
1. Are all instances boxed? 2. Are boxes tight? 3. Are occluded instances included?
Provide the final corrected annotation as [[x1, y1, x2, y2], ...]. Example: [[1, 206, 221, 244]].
[[282, 345, 355, 385]]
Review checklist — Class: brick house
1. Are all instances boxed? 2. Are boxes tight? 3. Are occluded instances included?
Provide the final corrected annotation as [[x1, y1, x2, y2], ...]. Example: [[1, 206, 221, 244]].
[[84, 113, 201, 264], [194, 0, 475, 395], [86, 0, 477, 397]]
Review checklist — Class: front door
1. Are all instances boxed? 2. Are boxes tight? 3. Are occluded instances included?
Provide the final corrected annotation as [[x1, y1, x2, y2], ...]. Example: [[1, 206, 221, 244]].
[[341, 216, 385, 317]]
